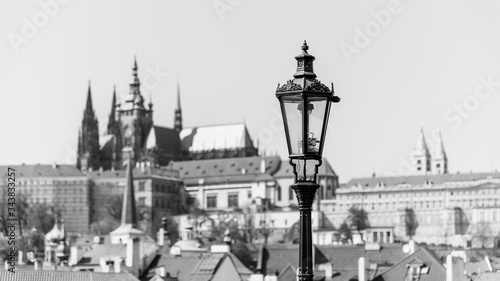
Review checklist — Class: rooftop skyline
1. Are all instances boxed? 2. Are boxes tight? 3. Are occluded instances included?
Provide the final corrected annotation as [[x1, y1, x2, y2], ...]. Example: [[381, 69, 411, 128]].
[[2, 1, 500, 182]]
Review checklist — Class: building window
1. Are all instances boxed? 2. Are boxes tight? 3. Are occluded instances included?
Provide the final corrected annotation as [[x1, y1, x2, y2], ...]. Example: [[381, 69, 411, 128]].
[[207, 195, 217, 209], [247, 191, 252, 199], [277, 186, 282, 201], [289, 189, 294, 200], [228, 194, 239, 208], [138, 197, 146, 206], [138, 181, 145, 191]]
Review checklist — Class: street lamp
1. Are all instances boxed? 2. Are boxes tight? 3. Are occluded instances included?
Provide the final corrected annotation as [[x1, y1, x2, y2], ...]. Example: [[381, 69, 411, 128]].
[[275, 41, 340, 281]]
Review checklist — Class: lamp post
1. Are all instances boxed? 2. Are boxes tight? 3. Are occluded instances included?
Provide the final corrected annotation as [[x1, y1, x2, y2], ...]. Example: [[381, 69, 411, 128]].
[[275, 41, 340, 281]]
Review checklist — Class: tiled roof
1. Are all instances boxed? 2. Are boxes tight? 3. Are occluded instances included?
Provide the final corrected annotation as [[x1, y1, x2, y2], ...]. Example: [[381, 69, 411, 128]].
[[89, 166, 180, 180], [0, 164, 85, 178], [0, 271, 139, 281], [145, 126, 182, 153], [273, 159, 337, 178], [148, 254, 202, 281], [475, 272, 500, 281], [345, 172, 500, 188], [318, 244, 409, 271], [372, 247, 446, 281], [172, 156, 281, 185], [261, 244, 329, 275], [145, 252, 250, 281], [179, 123, 254, 152], [78, 244, 126, 265], [330, 269, 358, 281], [191, 253, 225, 276]]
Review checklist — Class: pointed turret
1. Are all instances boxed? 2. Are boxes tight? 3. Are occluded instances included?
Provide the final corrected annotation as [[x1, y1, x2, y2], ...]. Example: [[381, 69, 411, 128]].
[[107, 85, 117, 134], [174, 78, 183, 134], [432, 131, 448, 174], [121, 152, 138, 227], [77, 81, 100, 171], [413, 127, 431, 174], [85, 80, 93, 115]]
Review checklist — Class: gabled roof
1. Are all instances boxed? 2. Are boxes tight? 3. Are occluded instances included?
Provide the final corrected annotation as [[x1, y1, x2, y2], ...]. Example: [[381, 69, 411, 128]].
[[0, 164, 85, 178], [145, 126, 182, 152], [172, 156, 281, 186], [179, 123, 254, 152], [0, 270, 139, 281], [372, 247, 446, 281], [77, 244, 126, 265], [144, 252, 250, 281], [344, 172, 500, 188], [318, 244, 409, 271], [259, 244, 329, 276]]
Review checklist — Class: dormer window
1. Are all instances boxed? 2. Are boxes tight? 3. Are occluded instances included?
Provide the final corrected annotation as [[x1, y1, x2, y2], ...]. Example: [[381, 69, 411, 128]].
[[404, 262, 429, 281]]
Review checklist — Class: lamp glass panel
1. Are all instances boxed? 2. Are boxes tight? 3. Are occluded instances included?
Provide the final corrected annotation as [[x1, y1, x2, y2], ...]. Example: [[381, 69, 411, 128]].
[[305, 97, 328, 155], [282, 95, 304, 155]]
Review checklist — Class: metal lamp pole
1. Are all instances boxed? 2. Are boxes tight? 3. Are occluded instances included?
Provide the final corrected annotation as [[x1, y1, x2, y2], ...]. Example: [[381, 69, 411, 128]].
[[275, 41, 340, 281]]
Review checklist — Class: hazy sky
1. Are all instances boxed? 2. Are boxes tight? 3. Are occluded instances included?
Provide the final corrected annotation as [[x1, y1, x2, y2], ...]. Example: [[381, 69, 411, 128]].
[[2, 0, 500, 182]]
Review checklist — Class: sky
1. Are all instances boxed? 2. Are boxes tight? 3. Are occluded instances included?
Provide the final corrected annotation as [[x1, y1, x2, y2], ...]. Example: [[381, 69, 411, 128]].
[[2, 0, 500, 183]]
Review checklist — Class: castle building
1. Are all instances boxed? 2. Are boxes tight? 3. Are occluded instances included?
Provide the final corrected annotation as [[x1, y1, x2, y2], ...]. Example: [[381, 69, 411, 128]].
[[0, 164, 90, 233], [77, 55, 259, 171], [318, 129, 500, 248]]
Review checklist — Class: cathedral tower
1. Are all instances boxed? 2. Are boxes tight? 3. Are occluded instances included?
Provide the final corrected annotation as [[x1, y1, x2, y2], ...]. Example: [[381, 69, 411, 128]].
[[115, 54, 153, 164], [432, 131, 448, 174], [174, 78, 183, 134], [412, 128, 431, 174], [77, 81, 100, 171]]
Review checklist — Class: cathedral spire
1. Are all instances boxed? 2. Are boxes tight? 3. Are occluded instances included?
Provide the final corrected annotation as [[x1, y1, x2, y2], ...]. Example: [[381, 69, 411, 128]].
[[107, 85, 117, 134], [174, 77, 183, 134], [77, 81, 100, 171], [432, 131, 448, 174], [131, 51, 140, 86], [85, 80, 93, 114], [413, 127, 431, 174], [121, 151, 138, 227]]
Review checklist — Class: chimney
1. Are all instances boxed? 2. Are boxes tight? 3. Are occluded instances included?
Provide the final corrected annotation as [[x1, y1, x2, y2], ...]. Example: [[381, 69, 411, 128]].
[[114, 257, 122, 273], [409, 240, 415, 254], [69, 246, 84, 266], [260, 159, 266, 173], [18, 250, 24, 265], [100, 257, 110, 273], [446, 255, 453, 281], [358, 257, 366, 281], [446, 255, 465, 281]]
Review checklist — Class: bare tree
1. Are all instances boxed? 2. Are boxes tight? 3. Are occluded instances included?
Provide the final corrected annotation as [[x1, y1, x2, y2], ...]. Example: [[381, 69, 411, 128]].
[[473, 220, 492, 249], [347, 206, 370, 242]]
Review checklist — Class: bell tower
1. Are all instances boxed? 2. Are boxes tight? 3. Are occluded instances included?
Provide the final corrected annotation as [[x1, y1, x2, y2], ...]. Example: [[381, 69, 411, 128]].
[[412, 128, 431, 174], [116, 53, 153, 165]]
